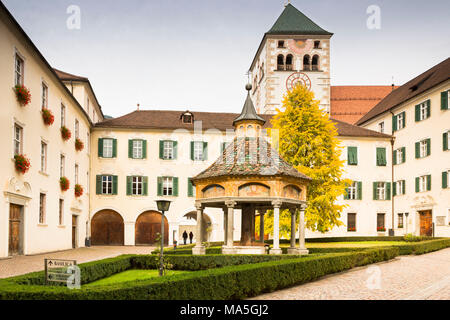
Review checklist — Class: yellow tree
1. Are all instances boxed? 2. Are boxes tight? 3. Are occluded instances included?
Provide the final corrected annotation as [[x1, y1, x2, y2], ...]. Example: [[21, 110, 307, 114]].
[[268, 84, 349, 233]]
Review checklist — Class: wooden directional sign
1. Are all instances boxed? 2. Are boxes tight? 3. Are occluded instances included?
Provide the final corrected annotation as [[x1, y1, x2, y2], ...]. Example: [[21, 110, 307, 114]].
[[44, 258, 77, 285]]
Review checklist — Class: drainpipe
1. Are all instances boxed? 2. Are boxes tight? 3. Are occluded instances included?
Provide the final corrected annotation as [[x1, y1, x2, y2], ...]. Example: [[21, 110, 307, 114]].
[[389, 111, 395, 236]]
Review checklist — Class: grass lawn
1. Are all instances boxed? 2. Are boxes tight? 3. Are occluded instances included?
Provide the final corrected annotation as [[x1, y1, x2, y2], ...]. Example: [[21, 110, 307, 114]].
[[85, 269, 191, 287]]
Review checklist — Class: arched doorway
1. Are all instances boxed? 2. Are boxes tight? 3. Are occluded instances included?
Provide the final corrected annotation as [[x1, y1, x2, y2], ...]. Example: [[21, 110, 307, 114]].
[[135, 211, 169, 245], [91, 210, 124, 245], [180, 211, 212, 243]]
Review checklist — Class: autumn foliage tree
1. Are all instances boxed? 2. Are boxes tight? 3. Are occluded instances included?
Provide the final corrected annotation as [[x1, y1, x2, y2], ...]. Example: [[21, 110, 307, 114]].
[[265, 84, 349, 234]]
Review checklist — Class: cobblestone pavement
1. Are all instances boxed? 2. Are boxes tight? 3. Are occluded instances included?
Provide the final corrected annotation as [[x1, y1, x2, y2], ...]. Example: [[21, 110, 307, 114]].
[[251, 248, 450, 300], [0, 246, 155, 279]]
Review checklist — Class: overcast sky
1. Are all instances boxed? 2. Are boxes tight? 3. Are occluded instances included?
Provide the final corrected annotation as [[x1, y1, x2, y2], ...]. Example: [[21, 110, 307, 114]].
[[3, 0, 449, 117]]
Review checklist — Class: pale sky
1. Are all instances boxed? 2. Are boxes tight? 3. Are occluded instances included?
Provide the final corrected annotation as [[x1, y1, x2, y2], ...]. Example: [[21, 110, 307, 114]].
[[3, 0, 450, 117]]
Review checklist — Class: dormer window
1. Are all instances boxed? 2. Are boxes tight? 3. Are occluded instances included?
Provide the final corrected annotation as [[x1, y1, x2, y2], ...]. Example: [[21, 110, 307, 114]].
[[277, 40, 285, 48], [314, 41, 321, 49], [181, 111, 194, 124]]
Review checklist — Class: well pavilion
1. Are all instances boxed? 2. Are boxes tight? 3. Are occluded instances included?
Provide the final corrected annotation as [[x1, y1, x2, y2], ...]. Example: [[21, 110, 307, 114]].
[[191, 84, 311, 255]]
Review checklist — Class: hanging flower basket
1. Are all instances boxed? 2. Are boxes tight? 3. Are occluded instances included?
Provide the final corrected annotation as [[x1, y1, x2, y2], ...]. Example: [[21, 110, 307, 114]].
[[60, 177, 70, 192], [74, 184, 83, 197], [61, 126, 71, 141], [75, 138, 84, 151], [14, 85, 31, 106], [377, 227, 386, 232], [14, 154, 31, 174], [42, 108, 54, 126]]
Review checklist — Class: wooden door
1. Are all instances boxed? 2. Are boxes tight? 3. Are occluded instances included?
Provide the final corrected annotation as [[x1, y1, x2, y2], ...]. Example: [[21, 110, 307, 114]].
[[135, 211, 168, 245], [72, 215, 77, 248], [8, 204, 22, 256], [91, 210, 124, 245], [420, 211, 432, 236]]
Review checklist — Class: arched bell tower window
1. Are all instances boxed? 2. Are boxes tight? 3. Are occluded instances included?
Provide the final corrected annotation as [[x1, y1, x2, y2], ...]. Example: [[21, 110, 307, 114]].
[[312, 55, 320, 71], [286, 54, 294, 71], [277, 55, 285, 71], [303, 55, 311, 71]]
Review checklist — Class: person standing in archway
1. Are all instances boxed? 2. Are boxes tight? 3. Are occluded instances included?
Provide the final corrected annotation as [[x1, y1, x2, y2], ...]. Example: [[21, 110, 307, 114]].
[[189, 231, 194, 244], [182, 230, 188, 245]]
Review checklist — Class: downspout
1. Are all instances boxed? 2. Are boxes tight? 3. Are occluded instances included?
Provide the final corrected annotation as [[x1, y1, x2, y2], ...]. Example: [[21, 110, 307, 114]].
[[389, 110, 395, 236]]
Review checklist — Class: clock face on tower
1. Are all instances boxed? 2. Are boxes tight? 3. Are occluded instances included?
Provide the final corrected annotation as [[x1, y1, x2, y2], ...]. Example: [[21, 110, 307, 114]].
[[286, 72, 311, 91]]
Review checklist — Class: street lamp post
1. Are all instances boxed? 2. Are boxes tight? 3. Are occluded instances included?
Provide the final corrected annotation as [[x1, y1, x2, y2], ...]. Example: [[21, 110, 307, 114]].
[[155, 200, 171, 276]]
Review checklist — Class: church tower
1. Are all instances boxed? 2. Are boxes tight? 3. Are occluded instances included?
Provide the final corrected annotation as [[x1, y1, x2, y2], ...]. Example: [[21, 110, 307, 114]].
[[249, 3, 333, 114]]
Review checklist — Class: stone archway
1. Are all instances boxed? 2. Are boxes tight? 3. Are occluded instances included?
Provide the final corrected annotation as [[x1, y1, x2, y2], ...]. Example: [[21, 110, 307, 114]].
[[91, 210, 124, 245], [182, 211, 212, 243], [135, 211, 169, 245]]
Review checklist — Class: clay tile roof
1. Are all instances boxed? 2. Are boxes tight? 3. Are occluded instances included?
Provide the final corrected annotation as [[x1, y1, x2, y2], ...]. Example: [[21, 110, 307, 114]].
[[331, 118, 391, 138], [53, 68, 89, 82], [357, 57, 450, 126], [330, 86, 398, 124], [192, 137, 311, 182]]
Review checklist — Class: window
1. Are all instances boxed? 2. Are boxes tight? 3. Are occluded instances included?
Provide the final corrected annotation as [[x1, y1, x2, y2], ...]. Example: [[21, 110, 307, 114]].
[[420, 140, 428, 158], [441, 90, 449, 110], [394, 147, 405, 165], [347, 146, 358, 165], [75, 164, 79, 184], [443, 170, 450, 189], [103, 139, 113, 158], [398, 213, 404, 228], [277, 55, 284, 71], [314, 41, 321, 49], [15, 53, 24, 86], [41, 82, 48, 110], [14, 124, 23, 155], [39, 193, 46, 224], [347, 213, 356, 232], [303, 55, 311, 71], [102, 175, 113, 195], [74, 119, 79, 139], [347, 182, 357, 200], [132, 176, 143, 195], [376, 147, 387, 166], [394, 180, 405, 196], [444, 130, 450, 151], [374, 182, 388, 200], [286, 55, 293, 71], [277, 40, 285, 48], [378, 122, 384, 133], [377, 213, 385, 232], [133, 140, 143, 159], [193, 141, 204, 161], [96, 175, 117, 195], [60, 154, 65, 177], [397, 112, 405, 130], [59, 199, 64, 225], [312, 55, 319, 71], [163, 177, 173, 196], [416, 175, 431, 192], [163, 141, 174, 160], [415, 100, 430, 121], [61, 104, 66, 127], [188, 178, 195, 197], [40, 141, 47, 173]]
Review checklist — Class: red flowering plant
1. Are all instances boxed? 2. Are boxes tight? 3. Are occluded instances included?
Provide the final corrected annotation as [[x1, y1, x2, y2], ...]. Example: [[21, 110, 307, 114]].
[[377, 226, 386, 232], [75, 138, 84, 151], [14, 85, 31, 106], [74, 184, 83, 198], [60, 177, 70, 192], [42, 108, 54, 126], [61, 126, 71, 141], [14, 154, 31, 174], [347, 227, 356, 232]]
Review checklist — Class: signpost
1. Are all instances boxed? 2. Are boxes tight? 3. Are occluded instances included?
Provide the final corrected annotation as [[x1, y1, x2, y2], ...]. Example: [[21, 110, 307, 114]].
[[44, 259, 77, 285]]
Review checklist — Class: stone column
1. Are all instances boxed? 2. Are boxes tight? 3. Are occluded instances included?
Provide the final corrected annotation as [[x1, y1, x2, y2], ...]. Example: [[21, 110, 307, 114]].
[[287, 209, 298, 254], [222, 200, 236, 254], [192, 203, 206, 255], [296, 205, 309, 255], [223, 206, 228, 245], [259, 210, 265, 243], [270, 200, 283, 254]]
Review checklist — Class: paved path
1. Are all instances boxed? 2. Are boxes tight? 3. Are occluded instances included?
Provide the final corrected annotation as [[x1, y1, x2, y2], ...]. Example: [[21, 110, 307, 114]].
[[252, 248, 450, 300], [0, 246, 155, 279]]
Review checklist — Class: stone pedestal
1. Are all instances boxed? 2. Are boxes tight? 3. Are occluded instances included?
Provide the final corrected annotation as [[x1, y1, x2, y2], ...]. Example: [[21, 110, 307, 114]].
[[287, 248, 309, 255], [221, 246, 237, 255], [192, 246, 206, 255], [269, 248, 283, 255]]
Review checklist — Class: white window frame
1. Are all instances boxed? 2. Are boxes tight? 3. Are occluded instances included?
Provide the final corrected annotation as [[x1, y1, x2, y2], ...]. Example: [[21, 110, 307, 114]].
[[397, 112, 404, 130], [419, 175, 428, 192], [133, 140, 143, 159], [14, 123, 23, 155], [102, 175, 113, 195], [396, 148, 403, 164], [447, 170, 450, 188], [61, 104, 66, 127], [60, 154, 65, 178], [193, 141, 204, 161], [419, 102, 428, 120], [39, 193, 46, 224], [132, 176, 143, 195], [447, 130, 450, 150], [41, 81, 48, 110], [75, 164, 79, 185], [59, 199, 64, 226], [420, 140, 428, 158], [14, 53, 24, 86], [163, 141, 174, 160], [377, 182, 386, 200], [74, 119, 79, 139], [396, 180, 404, 195], [40, 141, 47, 173], [163, 177, 173, 196], [348, 181, 357, 200], [103, 139, 113, 158]]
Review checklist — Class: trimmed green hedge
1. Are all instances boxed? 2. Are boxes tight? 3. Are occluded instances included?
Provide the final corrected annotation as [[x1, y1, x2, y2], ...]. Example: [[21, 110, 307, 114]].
[[0, 247, 399, 300], [394, 238, 450, 255]]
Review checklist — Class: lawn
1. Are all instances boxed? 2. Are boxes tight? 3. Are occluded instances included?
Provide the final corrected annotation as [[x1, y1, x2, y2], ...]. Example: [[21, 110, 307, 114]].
[[85, 269, 191, 286]]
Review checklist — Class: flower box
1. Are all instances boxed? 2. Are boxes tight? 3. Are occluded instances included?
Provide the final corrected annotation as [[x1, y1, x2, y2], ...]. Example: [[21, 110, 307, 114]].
[[14, 85, 31, 106], [60, 177, 70, 192], [347, 227, 356, 232], [377, 227, 386, 232], [42, 108, 54, 126], [75, 138, 84, 151], [14, 154, 30, 174], [61, 126, 71, 141], [74, 184, 83, 197]]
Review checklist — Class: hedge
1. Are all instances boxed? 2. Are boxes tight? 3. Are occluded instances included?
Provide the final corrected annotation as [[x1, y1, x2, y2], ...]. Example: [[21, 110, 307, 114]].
[[394, 238, 450, 255], [0, 247, 398, 300]]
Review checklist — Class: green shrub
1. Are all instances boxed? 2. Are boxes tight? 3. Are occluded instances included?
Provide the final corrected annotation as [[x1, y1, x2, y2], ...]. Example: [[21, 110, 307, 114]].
[[394, 238, 450, 255], [269, 236, 406, 244], [402, 234, 433, 242]]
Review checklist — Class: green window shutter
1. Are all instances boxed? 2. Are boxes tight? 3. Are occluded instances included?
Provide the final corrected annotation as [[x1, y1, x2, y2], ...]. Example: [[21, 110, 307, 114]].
[[157, 177, 163, 196], [188, 178, 194, 197], [393, 182, 397, 196], [357, 182, 362, 200], [376, 148, 386, 166], [393, 150, 397, 165], [415, 104, 420, 121], [112, 175, 118, 195], [427, 175, 431, 191], [401, 111, 406, 127], [190, 141, 194, 160], [426, 100, 431, 118], [443, 132, 448, 151], [128, 140, 133, 158], [96, 175, 102, 194], [348, 147, 357, 165], [173, 141, 178, 159], [386, 182, 391, 200], [402, 180, 406, 194], [392, 115, 397, 132], [402, 147, 406, 163], [126, 176, 132, 195], [344, 187, 349, 200], [98, 138, 103, 157], [415, 177, 420, 193], [159, 141, 164, 159], [142, 140, 147, 159], [173, 177, 179, 196], [443, 171, 448, 189], [112, 139, 117, 158], [143, 176, 148, 196], [203, 142, 208, 160], [221, 142, 227, 153], [426, 139, 431, 156], [441, 91, 449, 110], [415, 142, 420, 158], [373, 182, 378, 200]]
